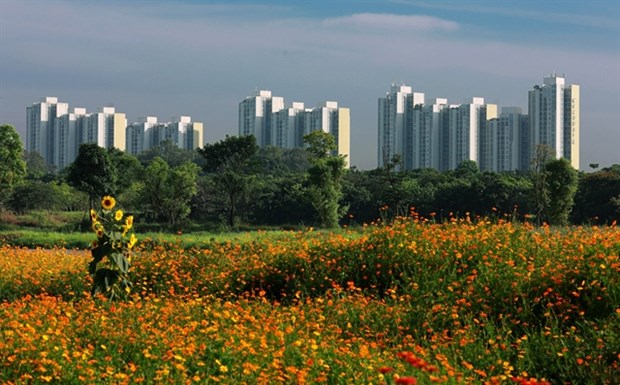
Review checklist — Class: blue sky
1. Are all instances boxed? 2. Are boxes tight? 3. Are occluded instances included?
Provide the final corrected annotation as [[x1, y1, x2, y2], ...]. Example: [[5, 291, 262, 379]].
[[1, 0, 619, 170]]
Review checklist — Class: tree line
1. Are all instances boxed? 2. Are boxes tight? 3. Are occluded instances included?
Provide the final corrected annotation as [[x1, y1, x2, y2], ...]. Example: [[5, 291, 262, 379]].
[[1, 123, 619, 230]]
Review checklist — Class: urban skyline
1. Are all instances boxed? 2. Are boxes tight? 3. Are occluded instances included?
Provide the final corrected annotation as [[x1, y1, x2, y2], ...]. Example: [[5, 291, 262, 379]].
[[26, 96, 204, 170], [2, 1, 618, 170], [26, 73, 578, 173], [378, 74, 579, 172]]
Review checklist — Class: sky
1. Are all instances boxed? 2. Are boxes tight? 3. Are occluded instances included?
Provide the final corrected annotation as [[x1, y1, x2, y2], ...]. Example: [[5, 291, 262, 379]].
[[1, 0, 619, 170]]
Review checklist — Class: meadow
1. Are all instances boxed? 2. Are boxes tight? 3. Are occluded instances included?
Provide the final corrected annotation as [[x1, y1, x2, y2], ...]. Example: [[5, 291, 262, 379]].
[[1, 216, 618, 384]]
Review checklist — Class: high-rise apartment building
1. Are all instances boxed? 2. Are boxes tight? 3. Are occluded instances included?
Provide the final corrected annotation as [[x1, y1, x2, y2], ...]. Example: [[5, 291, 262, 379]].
[[26, 97, 204, 170], [128, 116, 204, 154], [483, 107, 528, 172], [239, 90, 351, 167], [307, 101, 351, 167], [528, 74, 580, 169], [378, 86, 498, 172], [273, 102, 307, 149], [378, 75, 578, 172], [126, 116, 158, 155], [377, 84, 424, 168], [411, 98, 447, 170], [239, 90, 285, 147], [55, 107, 86, 170], [26, 97, 69, 166]]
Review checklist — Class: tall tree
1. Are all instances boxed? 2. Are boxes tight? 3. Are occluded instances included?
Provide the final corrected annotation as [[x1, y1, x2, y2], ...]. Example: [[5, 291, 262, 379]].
[[66, 143, 117, 209], [139, 157, 199, 227], [198, 135, 258, 227], [0, 124, 27, 211], [304, 130, 347, 228], [107, 147, 143, 195], [529, 144, 555, 225], [544, 158, 578, 225], [572, 165, 620, 224]]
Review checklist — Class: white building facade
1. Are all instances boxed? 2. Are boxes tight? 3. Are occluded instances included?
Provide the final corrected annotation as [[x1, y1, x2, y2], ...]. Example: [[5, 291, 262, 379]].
[[239, 90, 351, 167], [528, 75, 580, 169], [26, 97, 204, 169]]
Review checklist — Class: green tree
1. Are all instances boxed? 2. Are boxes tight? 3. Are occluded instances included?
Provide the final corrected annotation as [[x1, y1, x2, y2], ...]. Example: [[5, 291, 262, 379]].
[[107, 147, 143, 196], [0, 124, 27, 210], [23, 150, 49, 179], [572, 165, 620, 224], [304, 130, 347, 228], [544, 158, 578, 225], [529, 144, 555, 225], [198, 135, 259, 227], [66, 143, 118, 209], [138, 139, 200, 168], [139, 157, 199, 227]]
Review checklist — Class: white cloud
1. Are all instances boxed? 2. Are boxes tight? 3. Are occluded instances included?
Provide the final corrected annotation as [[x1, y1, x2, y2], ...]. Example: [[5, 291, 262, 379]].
[[323, 13, 459, 32]]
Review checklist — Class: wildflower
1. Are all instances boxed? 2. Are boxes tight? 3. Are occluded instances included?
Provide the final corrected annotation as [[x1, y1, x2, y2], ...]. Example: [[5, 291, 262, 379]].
[[101, 195, 116, 210], [128, 233, 137, 249], [395, 376, 417, 385], [115, 210, 123, 221], [125, 215, 134, 230], [378, 366, 393, 374]]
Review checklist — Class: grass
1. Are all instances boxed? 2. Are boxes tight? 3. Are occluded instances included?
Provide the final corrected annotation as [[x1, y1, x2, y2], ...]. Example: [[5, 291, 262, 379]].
[[0, 217, 618, 384]]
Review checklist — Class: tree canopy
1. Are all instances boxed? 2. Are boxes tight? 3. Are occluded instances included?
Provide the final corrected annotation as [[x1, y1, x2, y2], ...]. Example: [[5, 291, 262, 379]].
[[0, 124, 27, 210], [66, 143, 117, 208]]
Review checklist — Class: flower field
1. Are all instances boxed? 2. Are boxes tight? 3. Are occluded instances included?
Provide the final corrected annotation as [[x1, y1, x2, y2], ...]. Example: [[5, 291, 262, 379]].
[[1, 218, 619, 384]]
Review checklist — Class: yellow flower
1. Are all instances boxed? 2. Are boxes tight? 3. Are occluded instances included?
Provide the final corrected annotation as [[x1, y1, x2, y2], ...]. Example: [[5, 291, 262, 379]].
[[115, 210, 123, 221], [128, 233, 137, 249], [101, 196, 116, 210], [125, 215, 134, 230], [92, 221, 103, 233], [90, 209, 97, 222]]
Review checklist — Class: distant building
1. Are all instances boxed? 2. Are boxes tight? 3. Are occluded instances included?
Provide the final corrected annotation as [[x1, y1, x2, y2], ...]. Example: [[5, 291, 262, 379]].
[[238, 90, 284, 147], [26, 97, 204, 170], [528, 74, 580, 169], [26, 97, 69, 166], [378, 75, 578, 172], [239, 90, 351, 167], [377, 84, 424, 169], [483, 107, 528, 172]]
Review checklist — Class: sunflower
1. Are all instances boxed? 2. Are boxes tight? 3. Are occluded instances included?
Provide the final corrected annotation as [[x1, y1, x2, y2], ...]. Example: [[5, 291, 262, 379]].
[[114, 210, 123, 221], [92, 221, 103, 233], [128, 233, 138, 249], [101, 196, 116, 210], [90, 209, 97, 222], [125, 215, 134, 230]]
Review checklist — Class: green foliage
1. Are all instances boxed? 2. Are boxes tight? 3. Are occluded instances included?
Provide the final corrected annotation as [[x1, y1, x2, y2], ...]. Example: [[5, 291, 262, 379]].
[[304, 131, 348, 228], [137, 139, 201, 168], [544, 158, 579, 225], [0, 124, 27, 210], [199, 135, 259, 227], [89, 196, 137, 300], [23, 150, 50, 179], [529, 144, 555, 225], [139, 157, 200, 226], [9, 180, 87, 214], [572, 165, 620, 224], [66, 143, 117, 208], [107, 147, 143, 195]]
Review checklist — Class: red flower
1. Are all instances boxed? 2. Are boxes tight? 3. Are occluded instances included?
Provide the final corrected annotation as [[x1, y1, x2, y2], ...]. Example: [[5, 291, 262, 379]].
[[378, 366, 393, 374], [395, 377, 417, 385]]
